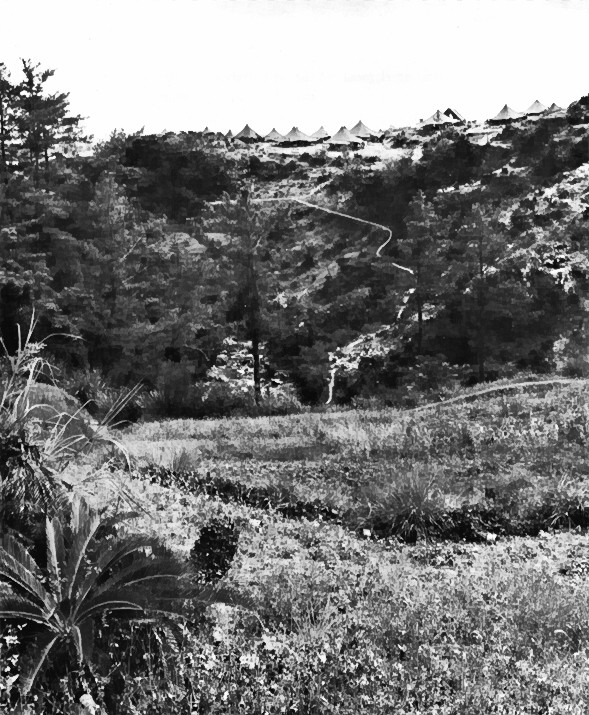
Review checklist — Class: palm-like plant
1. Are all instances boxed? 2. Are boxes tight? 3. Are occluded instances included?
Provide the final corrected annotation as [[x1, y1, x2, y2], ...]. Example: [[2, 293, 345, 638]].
[[0, 316, 141, 538], [0, 497, 217, 696], [0, 320, 66, 534]]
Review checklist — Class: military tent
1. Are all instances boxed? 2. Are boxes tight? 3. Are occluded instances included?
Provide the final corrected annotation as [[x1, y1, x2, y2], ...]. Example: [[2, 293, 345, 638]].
[[526, 100, 548, 115], [265, 128, 285, 142], [547, 102, 563, 114], [225, 129, 233, 139], [489, 105, 523, 123], [234, 124, 262, 142], [326, 126, 365, 148], [311, 126, 330, 141], [350, 120, 380, 140], [280, 127, 315, 145], [419, 110, 459, 129], [444, 107, 466, 123]]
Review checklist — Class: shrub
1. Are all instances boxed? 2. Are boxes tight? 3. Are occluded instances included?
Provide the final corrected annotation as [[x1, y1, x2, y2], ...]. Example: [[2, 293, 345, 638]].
[[0, 496, 249, 709], [148, 375, 304, 419], [61, 368, 145, 424], [0, 327, 68, 536], [150, 360, 200, 418], [356, 472, 454, 542], [191, 516, 240, 582], [0, 497, 187, 699], [567, 94, 589, 125]]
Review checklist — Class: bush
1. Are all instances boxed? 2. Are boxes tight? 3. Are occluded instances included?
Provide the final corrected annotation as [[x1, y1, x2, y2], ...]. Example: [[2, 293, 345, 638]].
[[567, 94, 589, 125], [191, 516, 240, 582], [147, 369, 304, 419], [60, 367, 144, 424], [299, 151, 327, 167]]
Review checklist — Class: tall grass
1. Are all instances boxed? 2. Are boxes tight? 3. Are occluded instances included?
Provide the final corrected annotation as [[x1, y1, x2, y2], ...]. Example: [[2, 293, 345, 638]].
[[126, 379, 589, 462]]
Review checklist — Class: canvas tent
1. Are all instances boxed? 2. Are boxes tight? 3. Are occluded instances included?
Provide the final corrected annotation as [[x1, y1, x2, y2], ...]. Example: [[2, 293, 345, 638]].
[[547, 102, 563, 114], [311, 126, 330, 141], [419, 110, 458, 128], [350, 120, 380, 140], [444, 107, 466, 123], [526, 100, 548, 115], [489, 105, 523, 123], [326, 126, 365, 148], [234, 124, 262, 142], [225, 129, 233, 139], [265, 128, 284, 142], [280, 127, 315, 145]]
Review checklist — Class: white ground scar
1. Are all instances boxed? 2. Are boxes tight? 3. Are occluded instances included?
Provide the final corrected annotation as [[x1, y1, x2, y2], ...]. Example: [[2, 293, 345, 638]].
[[253, 188, 415, 402]]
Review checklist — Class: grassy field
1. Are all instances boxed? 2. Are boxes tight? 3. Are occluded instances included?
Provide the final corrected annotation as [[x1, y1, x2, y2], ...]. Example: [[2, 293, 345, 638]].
[[90, 380, 589, 713], [123, 381, 589, 538]]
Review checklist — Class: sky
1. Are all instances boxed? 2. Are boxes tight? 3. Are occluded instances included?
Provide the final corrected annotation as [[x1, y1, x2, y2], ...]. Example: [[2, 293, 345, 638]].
[[1, 0, 588, 141]]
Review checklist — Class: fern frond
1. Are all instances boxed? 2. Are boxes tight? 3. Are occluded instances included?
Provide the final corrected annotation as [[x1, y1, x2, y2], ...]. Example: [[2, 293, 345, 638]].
[[0, 593, 48, 625], [0, 535, 54, 609], [19, 633, 60, 696], [45, 517, 66, 601], [75, 598, 145, 622], [64, 499, 101, 599], [72, 534, 158, 606]]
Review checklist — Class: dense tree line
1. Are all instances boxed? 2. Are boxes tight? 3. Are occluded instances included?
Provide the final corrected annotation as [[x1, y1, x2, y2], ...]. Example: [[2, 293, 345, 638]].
[[1, 60, 588, 414]]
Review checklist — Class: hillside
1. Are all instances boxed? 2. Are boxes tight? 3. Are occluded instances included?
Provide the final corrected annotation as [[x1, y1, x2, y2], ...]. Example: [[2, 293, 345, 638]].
[[2, 60, 589, 713], [1, 61, 589, 415]]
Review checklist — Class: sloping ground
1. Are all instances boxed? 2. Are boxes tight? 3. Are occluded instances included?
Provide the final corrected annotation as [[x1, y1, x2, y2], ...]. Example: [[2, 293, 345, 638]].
[[122, 381, 589, 544], [95, 396, 589, 712], [532, 162, 589, 218]]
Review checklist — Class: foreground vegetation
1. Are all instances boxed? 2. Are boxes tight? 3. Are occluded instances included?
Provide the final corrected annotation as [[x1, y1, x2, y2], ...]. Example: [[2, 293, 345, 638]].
[[1, 57, 589, 712], [114, 380, 589, 713], [125, 379, 589, 541], [1, 331, 589, 712], [2, 60, 589, 415]]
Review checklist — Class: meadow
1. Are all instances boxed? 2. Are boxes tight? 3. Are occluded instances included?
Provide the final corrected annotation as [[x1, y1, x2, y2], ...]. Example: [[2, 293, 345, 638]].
[[3, 367, 589, 713], [87, 378, 589, 713]]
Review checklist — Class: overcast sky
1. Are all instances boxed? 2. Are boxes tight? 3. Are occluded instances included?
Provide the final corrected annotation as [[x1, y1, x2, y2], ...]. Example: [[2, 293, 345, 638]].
[[2, 0, 587, 140]]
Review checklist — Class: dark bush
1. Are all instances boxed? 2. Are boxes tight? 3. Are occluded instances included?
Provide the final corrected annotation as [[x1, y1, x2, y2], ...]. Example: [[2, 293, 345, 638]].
[[191, 517, 240, 582], [567, 94, 589, 125]]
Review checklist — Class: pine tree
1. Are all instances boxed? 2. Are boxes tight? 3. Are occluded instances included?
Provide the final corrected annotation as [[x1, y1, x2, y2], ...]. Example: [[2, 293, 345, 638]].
[[0, 63, 20, 184], [399, 190, 448, 353], [202, 190, 290, 405], [449, 205, 511, 381], [15, 60, 88, 186]]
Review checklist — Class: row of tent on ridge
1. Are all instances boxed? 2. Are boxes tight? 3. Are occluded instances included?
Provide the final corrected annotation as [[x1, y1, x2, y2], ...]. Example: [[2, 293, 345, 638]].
[[419, 100, 562, 128], [225, 121, 381, 147], [202, 100, 564, 147]]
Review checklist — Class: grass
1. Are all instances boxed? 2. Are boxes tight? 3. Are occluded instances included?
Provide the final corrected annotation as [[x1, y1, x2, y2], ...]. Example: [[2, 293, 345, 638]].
[[97, 470, 589, 713], [125, 379, 588, 461], [4, 372, 589, 712], [123, 380, 589, 541], [87, 378, 589, 711]]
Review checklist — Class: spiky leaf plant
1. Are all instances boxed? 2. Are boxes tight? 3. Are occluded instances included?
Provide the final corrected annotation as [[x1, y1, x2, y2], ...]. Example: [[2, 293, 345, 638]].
[[0, 319, 66, 535], [0, 497, 245, 697], [0, 315, 140, 535]]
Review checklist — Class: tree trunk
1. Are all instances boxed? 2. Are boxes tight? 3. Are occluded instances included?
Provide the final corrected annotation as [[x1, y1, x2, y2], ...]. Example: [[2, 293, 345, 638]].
[[477, 234, 486, 382], [477, 307, 485, 382], [0, 84, 6, 182], [252, 332, 261, 406], [246, 246, 262, 407], [44, 142, 49, 184], [416, 291, 423, 354], [34, 150, 40, 187], [415, 258, 424, 354]]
